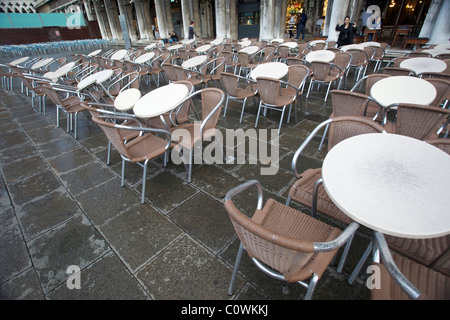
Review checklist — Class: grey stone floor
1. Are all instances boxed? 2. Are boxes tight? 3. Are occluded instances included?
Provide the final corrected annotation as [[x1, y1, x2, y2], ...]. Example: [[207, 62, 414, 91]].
[[0, 47, 376, 301]]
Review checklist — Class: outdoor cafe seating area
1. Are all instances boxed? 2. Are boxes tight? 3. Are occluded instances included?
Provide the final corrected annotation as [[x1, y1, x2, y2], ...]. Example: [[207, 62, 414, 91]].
[[0, 36, 449, 300]]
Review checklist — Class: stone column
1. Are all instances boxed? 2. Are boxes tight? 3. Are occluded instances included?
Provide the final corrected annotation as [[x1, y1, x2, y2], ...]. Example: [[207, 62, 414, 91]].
[[134, 0, 154, 40], [103, 0, 123, 40], [419, 0, 450, 44], [83, 0, 95, 21], [181, 0, 192, 39], [215, 0, 227, 40], [164, 0, 174, 36], [118, 0, 138, 42], [92, 0, 111, 39], [192, 0, 202, 35], [154, 0, 169, 39], [323, 0, 351, 42], [259, 0, 276, 40]]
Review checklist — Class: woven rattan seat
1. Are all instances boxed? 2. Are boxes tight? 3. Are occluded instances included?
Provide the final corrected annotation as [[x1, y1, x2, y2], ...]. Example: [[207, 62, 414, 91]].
[[306, 61, 342, 102], [224, 180, 359, 300], [382, 66, 414, 76], [221, 72, 258, 122], [424, 78, 450, 108]]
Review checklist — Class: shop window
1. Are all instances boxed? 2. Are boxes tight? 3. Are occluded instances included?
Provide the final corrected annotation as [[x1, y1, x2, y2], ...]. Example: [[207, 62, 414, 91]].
[[239, 11, 260, 25]]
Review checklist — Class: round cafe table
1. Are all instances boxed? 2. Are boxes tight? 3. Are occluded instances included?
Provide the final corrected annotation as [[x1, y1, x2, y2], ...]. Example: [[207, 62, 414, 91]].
[[31, 57, 54, 70], [196, 44, 212, 54], [249, 62, 289, 81], [168, 44, 184, 51], [239, 40, 252, 47], [77, 69, 114, 91], [340, 44, 364, 51], [210, 38, 224, 46], [238, 46, 259, 55], [133, 83, 189, 118], [305, 50, 335, 63], [370, 76, 436, 108], [421, 48, 450, 57], [134, 52, 155, 64], [145, 43, 157, 50], [181, 55, 208, 69], [181, 39, 195, 45], [280, 42, 298, 49], [322, 133, 450, 239], [361, 41, 380, 47], [87, 49, 102, 57], [110, 49, 128, 61], [114, 88, 142, 111], [44, 61, 78, 82], [399, 57, 447, 75], [9, 56, 29, 66]]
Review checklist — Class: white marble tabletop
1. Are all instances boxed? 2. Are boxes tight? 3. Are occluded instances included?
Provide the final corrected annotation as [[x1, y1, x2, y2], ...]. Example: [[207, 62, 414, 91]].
[[361, 41, 381, 47], [210, 38, 224, 46], [238, 46, 259, 55], [309, 40, 326, 45], [340, 44, 364, 51], [181, 55, 208, 69], [249, 62, 289, 80], [134, 52, 155, 64], [9, 56, 29, 66], [110, 49, 128, 61], [421, 48, 450, 57], [87, 49, 102, 57], [145, 43, 157, 50], [114, 88, 142, 111], [133, 83, 189, 118], [322, 133, 450, 239], [434, 43, 450, 51], [196, 44, 212, 53], [305, 50, 335, 63], [370, 75, 436, 107], [181, 39, 195, 45], [270, 38, 284, 44], [31, 57, 54, 70], [280, 42, 298, 49], [239, 40, 252, 47], [77, 69, 114, 91], [46, 61, 78, 81], [168, 44, 184, 51], [400, 57, 447, 75]]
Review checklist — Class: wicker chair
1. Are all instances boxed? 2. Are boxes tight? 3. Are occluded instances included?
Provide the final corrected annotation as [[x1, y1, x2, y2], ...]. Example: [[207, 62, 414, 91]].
[[306, 61, 342, 102], [280, 64, 309, 121], [370, 232, 450, 300], [383, 103, 450, 140], [369, 45, 386, 72], [171, 88, 225, 182], [237, 52, 258, 77], [224, 179, 359, 300], [255, 76, 299, 134], [92, 111, 172, 203], [221, 51, 240, 74], [220, 72, 258, 123], [199, 57, 226, 88], [382, 66, 414, 76], [424, 78, 450, 108], [426, 138, 450, 154], [346, 49, 369, 81], [286, 116, 386, 272], [329, 51, 351, 89]]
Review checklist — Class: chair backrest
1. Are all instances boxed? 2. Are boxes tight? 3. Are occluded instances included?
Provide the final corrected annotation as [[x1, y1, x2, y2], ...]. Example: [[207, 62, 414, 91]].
[[256, 76, 282, 105], [382, 66, 413, 76], [391, 103, 450, 140], [237, 52, 251, 67], [424, 78, 450, 107], [172, 65, 188, 81], [364, 73, 391, 95], [333, 52, 352, 73], [393, 56, 410, 67], [310, 61, 332, 81], [312, 42, 326, 51], [221, 51, 236, 65], [91, 115, 132, 159], [363, 46, 375, 60], [426, 138, 450, 155], [371, 46, 386, 60], [277, 46, 290, 59], [436, 53, 450, 60], [297, 42, 309, 58], [162, 63, 178, 82], [220, 72, 239, 96], [200, 87, 225, 133], [408, 51, 432, 58], [262, 46, 276, 62], [347, 49, 368, 66], [327, 116, 385, 151], [287, 64, 309, 89], [330, 90, 368, 117]]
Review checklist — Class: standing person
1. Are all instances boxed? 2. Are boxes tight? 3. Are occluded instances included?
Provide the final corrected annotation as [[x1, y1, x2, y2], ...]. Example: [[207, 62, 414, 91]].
[[295, 10, 308, 41], [315, 16, 324, 35], [154, 27, 160, 41], [188, 21, 199, 40], [335, 16, 358, 47]]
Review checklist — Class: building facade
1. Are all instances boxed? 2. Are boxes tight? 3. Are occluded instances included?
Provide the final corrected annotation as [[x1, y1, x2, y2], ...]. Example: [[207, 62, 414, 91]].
[[1, 0, 449, 44]]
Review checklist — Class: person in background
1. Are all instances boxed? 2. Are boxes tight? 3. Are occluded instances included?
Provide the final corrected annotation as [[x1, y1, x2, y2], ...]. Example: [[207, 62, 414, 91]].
[[169, 31, 179, 43], [288, 14, 296, 38], [188, 21, 200, 40], [154, 27, 160, 41], [315, 16, 324, 35], [295, 10, 308, 41], [335, 16, 358, 47]]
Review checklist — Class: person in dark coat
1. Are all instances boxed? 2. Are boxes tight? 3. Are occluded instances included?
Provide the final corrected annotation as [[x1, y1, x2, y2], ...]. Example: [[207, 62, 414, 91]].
[[335, 16, 358, 47], [188, 21, 199, 40]]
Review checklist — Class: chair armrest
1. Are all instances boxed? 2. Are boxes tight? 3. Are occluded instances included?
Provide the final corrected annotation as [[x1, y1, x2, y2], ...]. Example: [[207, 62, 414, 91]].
[[314, 222, 360, 252], [291, 119, 332, 178], [224, 179, 264, 211]]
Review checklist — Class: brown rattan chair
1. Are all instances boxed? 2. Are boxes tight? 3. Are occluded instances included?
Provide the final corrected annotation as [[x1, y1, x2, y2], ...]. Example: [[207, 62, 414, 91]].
[[382, 66, 414, 76], [222, 51, 240, 74], [369, 45, 386, 72], [426, 138, 450, 154], [92, 111, 172, 203], [280, 64, 310, 121], [383, 103, 450, 140], [171, 87, 225, 182], [237, 51, 258, 77], [199, 57, 226, 88], [329, 51, 351, 89], [286, 116, 386, 272], [407, 51, 432, 58], [424, 78, 450, 108], [162, 63, 178, 83], [0, 63, 14, 91], [224, 179, 359, 300], [370, 232, 450, 300], [392, 56, 410, 67], [220, 72, 258, 123], [255, 76, 299, 134], [346, 48, 369, 81], [306, 61, 342, 102]]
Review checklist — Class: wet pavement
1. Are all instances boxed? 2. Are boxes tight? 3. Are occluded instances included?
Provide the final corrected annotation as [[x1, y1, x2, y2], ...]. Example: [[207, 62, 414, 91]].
[[0, 44, 383, 302]]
